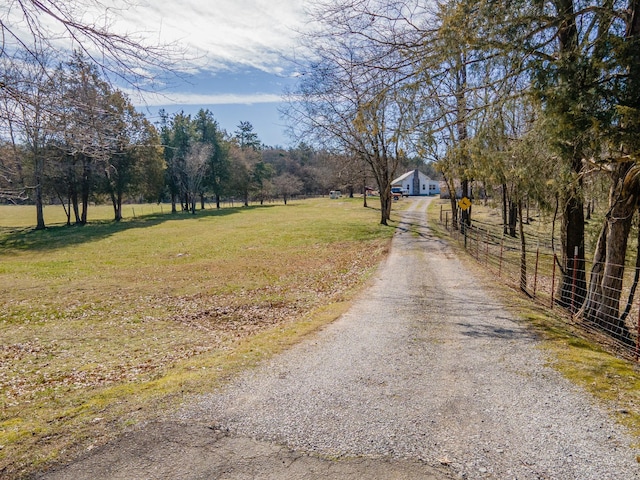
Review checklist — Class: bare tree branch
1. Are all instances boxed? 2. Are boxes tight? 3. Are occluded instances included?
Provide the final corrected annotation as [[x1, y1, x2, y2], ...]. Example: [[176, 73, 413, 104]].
[[1, 0, 187, 90]]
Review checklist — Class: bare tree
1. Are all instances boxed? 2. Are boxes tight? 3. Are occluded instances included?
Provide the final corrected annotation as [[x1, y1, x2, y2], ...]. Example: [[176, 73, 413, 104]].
[[272, 172, 302, 205], [183, 143, 210, 214], [0, 0, 182, 89], [285, 0, 417, 225], [0, 53, 57, 227]]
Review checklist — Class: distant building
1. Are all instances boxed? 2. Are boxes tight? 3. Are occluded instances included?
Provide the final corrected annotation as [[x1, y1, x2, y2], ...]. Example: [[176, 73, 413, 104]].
[[391, 169, 440, 196]]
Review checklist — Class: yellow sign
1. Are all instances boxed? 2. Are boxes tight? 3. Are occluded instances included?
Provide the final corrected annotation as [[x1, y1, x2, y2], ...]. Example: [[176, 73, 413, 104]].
[[458, 197, 472, 211]]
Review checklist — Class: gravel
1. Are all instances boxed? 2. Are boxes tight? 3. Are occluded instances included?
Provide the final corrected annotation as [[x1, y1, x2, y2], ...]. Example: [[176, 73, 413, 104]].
[[183, 197, 639, 479]]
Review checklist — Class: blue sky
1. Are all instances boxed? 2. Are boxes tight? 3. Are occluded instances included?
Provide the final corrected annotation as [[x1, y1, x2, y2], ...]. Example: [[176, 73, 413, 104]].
[[137, 68, 298, 148], [3, 0, 310, 145], [119, 0, 309, 147]]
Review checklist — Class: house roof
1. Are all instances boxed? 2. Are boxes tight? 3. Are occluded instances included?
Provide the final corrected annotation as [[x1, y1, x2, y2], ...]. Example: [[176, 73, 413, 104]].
[[392, 171, 414, 184], [391, 170, 434, 185]]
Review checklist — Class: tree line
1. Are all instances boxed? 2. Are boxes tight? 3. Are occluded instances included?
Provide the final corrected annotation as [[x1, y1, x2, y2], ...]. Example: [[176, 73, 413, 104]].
[[288, 0, 639, 345], [0, 51, 437, 227]]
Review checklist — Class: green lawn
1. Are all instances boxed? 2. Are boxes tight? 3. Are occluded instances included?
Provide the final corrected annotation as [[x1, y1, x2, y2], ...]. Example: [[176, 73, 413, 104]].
[[0, 198, 395, 478]]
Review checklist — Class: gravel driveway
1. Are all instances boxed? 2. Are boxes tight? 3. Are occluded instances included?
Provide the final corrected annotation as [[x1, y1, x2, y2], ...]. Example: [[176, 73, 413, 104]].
[[40, 197, 638, 479]]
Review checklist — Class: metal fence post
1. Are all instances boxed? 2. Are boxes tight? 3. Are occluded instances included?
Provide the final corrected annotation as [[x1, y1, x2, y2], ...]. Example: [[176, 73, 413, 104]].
[[485, 229, 489, 265], [551, 254, 557, 309], [533, 244, 540, 298], [571, 246, 578, 315], [499, 235, 504, 277]]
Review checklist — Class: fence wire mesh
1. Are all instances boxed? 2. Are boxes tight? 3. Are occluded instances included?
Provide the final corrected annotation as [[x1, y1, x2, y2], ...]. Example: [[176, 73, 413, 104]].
[[437, 209, 640, 361]]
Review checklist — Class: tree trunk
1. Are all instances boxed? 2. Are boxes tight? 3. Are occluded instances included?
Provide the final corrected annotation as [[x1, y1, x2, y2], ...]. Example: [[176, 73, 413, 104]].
[[81, 190, 89, 224], [621, 213, 640, 322], [616, 0, 640, 326], [582, 162, 636, 344], [116, 193, 123, 222], [552, 0, 588, 311], [369, 156, 393, 226], [443, 173, 458, 229], [80, 156, 91, 225], [460, 179, 471, 231], [72, 190, 81, 224], [363, 182, 368, 208], [508, 200, 517, 238], [109, 188, 120, 221], [170, 192, 177, 213], [557, 157, 586, 310], [379, 182, 391, 225], [66, 193, 72, 226], [456, 47, 470, 232]]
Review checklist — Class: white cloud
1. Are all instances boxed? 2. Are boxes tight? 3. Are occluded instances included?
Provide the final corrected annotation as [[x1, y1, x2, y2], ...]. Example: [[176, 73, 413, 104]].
[[127, 89, 284, 107], [2, 0, 308, 74], [119, 0, 308, 73]]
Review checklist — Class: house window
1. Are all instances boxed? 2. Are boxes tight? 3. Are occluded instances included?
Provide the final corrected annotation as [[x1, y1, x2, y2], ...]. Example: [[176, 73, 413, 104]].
[[422, 184, 426, 190]]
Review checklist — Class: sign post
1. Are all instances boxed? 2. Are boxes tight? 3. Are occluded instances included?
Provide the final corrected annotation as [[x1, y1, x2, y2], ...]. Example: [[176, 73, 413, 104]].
[[457, 197, 472, 247]]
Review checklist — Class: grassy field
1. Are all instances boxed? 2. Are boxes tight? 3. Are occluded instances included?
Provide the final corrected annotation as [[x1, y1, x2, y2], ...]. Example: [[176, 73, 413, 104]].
[[0, 198, 395, 478], [9, 195, 639, 476]]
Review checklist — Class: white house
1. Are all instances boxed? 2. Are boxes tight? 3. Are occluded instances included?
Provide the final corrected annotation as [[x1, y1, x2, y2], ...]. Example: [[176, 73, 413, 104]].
[[391, 169, 440, 196]]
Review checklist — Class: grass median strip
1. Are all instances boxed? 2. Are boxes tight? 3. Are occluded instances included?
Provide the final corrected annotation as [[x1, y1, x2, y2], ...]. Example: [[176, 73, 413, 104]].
[[0, 198, 394, 478]]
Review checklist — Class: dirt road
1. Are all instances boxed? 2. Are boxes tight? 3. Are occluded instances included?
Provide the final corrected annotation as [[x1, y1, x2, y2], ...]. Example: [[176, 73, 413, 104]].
[[38, 197, 638, 479]]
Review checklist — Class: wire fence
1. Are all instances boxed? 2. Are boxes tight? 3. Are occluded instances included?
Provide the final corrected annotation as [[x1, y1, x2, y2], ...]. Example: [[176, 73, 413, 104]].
[[437, 207, 640, 361]]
